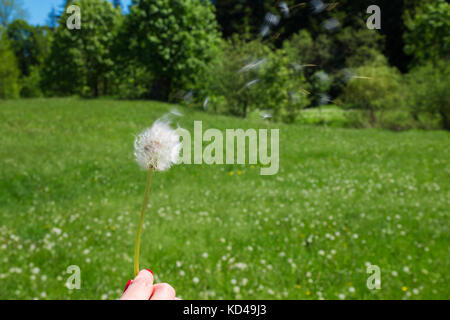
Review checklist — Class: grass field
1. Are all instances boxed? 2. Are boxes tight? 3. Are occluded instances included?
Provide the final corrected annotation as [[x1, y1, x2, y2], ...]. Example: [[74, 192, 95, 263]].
[[0, 98, 449, 300]]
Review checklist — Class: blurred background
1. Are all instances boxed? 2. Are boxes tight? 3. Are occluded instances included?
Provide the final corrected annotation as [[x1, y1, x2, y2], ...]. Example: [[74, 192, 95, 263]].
[[0, 0, 449, 300]]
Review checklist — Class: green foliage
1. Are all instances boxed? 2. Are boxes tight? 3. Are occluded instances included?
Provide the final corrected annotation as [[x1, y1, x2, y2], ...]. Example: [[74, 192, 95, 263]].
[[404, 0, 450, 67], [341, 64, 403, 124], [310, 70, 332, 106], [6, 19, 50, 77], [42, 0, 121, 97], [283, 27, 385, 102], [297, 105, 350, 127], [114, 61, 153, 100], [282, 29, 315, 66], [0, 27, 20, 98], [20, 65, 42, 97], [252, 49, 309, 123], [345, 47, 388, 69], [124, 0, 220, 99], [283, 26, 384, 73], [195, 37, 309, 123], [406, 60, 450, 130], [195, 37, 272, 117]]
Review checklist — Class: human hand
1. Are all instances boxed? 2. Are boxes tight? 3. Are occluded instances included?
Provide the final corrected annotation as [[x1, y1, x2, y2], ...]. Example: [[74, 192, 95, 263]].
[[120, 269, 180, 300]]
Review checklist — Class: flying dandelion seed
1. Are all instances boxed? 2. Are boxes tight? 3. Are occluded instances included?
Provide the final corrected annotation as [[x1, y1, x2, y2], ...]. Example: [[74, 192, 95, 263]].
[[352, 76, 373, 80], [264, 13, 280, 26], [170, 108, 183, 117], [244, 79, 260, 88], [132, 119, 182, 276], [341, 69, 355, 83], [315, 71, 330, 83], [323, 17, 340, 32], [291, 63, 303, 72], [203, 97, 210, 110], [327, 2, 339, 11], [238, 59, 267, 73], [318, 93, 331, 105], [260, 24, 270, 38], [301, 88, 311, 95], [289, 2, 307, 10], [261, 111, 272, 119], [183, 90, 193, 103], [310, 0, 326, 14], [278, 2, 290, 18], [291, 63, 318, 73], [289, 91, 300, 103], [158, 109, 183, 126]]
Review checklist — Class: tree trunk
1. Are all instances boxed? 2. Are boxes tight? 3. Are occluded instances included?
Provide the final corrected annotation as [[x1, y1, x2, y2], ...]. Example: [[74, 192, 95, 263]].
[[369, 109, 377, 125], [149, 76, 171, 101], [440, 110, 449, 130]]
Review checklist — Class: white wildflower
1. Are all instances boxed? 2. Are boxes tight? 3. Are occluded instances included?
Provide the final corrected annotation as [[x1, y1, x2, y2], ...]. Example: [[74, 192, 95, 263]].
[[134, 120, 181, 171]]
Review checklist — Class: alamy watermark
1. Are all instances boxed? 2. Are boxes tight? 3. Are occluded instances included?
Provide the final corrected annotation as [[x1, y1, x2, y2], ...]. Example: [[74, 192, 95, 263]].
[[66, 5, 81, 30], [366, 5, 381, 30], [176, 121, 279, 175], [366, 264, 381, 290], [66, 265, 81, 289]]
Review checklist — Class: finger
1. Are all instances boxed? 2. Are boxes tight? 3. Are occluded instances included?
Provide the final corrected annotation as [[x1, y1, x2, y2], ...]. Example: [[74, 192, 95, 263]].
[[120, 269, 154, 300], [175, 297, 182, 300], [122, 279, 132, 293], [150, 283, 176, 300]]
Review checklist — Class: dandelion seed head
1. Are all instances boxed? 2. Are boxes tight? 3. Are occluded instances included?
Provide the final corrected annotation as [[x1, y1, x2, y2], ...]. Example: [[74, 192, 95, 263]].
[[134, 120, 181, 171]]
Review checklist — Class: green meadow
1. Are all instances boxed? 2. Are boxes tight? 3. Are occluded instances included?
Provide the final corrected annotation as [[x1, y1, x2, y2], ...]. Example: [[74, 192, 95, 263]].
[[0, 98, 448, 300]]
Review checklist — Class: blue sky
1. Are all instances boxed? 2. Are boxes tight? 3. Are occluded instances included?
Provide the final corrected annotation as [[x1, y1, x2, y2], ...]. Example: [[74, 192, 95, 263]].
[[23, 0, 133, 25]]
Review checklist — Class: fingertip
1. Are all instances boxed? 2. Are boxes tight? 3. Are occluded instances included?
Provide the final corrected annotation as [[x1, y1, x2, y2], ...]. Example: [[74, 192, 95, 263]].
[[135, 269, 154, 284], [120, 269, 154, 300], [150, 283, 176, 300], [123, 279, 132, 293]]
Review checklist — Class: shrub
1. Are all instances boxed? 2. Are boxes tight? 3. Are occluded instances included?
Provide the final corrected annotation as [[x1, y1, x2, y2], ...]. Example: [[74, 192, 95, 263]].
[[114, 61, 153, 100], [20, 65, 42, 97], [406, 60, 450, 130], [194, 37, 309, 123], [345, 47, 388, 69], [251, 50, 310, 123], [340, 64, 403, 125]]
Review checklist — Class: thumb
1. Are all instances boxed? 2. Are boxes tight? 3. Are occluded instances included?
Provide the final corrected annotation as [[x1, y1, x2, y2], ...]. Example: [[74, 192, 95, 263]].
[[120, 269, 154, 300]]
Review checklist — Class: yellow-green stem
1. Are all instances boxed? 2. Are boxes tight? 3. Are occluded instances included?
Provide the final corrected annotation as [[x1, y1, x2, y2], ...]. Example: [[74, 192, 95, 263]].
[[134, 167, 153, 276]]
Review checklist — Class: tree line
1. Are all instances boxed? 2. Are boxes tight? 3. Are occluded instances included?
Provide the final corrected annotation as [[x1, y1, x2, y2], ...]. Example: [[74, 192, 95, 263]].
[[0, 0, 449, 129]]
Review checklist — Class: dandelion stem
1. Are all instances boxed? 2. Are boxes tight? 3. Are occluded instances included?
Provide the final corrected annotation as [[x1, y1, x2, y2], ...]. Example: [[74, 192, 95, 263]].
[[134, 167, 153, 276]]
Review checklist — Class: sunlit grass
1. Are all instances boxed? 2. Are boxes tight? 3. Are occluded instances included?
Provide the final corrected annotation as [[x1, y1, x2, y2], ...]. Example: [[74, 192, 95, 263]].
[[0, 98, 448, 299]]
